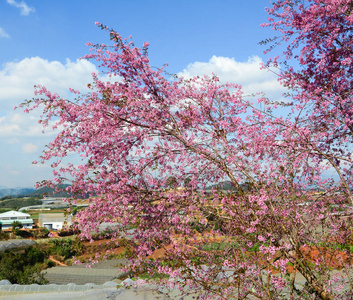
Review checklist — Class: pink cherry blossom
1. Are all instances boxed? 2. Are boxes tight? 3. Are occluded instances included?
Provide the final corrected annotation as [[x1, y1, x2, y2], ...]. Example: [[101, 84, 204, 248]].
[[20, 7, 353, 298]]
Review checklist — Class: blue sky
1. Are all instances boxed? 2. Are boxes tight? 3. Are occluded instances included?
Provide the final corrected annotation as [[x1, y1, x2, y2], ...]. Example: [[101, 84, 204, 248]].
[[0, 0, 285, 188]]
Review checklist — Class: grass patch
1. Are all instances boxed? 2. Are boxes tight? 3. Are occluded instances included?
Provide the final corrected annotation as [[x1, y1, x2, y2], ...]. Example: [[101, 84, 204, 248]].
[[319, 242, 353, 253], [201, 241, 240, 251], [133, 272, 169, 281]]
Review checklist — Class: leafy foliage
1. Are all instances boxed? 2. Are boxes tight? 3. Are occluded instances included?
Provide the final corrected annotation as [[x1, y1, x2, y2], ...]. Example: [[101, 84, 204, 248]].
[[49, 238, 83, 259], [57, 227, 80, 237], [0, 231, 9, 240], [32, 227, 49, 239], [11, 220, 23, 234], [0, 247, 48, 284]]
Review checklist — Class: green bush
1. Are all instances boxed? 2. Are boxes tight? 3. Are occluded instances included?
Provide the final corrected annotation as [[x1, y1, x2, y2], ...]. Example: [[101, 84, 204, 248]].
[[0, 246, 48, 284], [44, 258, 56, 268], [0, 231, 9, 240], [25, 246, 46, 265], [57, 227, 80, 237], [33, 228, 49, 239], [14, 229, 33, 238], [11, 220, 23, 233], [89, 229, 114, 240], [49, 238, 82, 259], [188, 221, 205, 233]]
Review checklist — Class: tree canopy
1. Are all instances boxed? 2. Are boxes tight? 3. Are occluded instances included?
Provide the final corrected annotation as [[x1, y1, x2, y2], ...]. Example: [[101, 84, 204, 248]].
[[19, 1, 353, 299]]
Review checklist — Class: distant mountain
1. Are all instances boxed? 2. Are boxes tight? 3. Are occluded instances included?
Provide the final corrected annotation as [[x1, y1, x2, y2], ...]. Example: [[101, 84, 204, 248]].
[[206, 181, 253, 192], [0, 187, 35, 198], [206, 181, 237, 191], [28, 184, 71, 198]]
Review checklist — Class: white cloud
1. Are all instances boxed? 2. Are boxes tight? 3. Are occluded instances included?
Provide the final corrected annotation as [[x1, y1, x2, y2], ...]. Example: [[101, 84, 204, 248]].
[[22, 142, 38, 153], [0, 117, 20, 136], [0, 57, 122, 138], [6, 0, 35, 16], [178, 55, 286, 101], [1, 163, 52, 188], [0, 54, 286, 188], [0, 57, 98, 108], [0, 56, 117, 188], [0, 113, 56, 138], [0, 27, 10, 38]]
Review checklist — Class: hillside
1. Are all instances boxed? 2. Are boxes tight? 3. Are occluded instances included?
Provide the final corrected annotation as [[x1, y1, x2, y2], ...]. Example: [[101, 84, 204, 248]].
[[0, 187, 35, 198], [0, 197, 42, 210], [206, 181, 253, 192], [28, 184, 71, 198]]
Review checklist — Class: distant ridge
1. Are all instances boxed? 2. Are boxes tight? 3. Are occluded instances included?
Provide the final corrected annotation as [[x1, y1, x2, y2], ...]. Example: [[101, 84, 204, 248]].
[[28, 184, 71, 198], [206, 181, 237, 191], [0, 187, 35, 198], [206, 181, 253, 192]]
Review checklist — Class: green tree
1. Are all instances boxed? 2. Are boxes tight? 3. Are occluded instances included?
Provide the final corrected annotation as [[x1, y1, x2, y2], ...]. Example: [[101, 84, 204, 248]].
[[49, 238, 82, 259], [0, 247, 48, 284], [166, 176, 178, 189], [11, 220, 23, 233]]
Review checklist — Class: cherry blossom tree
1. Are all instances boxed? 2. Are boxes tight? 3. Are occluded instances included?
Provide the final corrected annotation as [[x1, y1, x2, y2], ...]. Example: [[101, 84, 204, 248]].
[[19, 1, 353, 298], [263, 0, 353, 203]]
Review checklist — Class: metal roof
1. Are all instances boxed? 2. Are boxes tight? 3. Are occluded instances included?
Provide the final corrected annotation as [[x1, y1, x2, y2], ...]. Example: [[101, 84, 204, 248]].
[[0, 219, 33, 225], [0, 239, 36, 252], [0, 211, 30, 219]]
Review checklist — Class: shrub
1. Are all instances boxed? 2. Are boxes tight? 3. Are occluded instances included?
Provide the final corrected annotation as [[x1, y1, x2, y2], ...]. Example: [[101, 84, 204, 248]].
[[33, 228, 49, 239], [49, 238, 82, 259], [0, 232, 9, 240], [57, 227, 80, 237], [11, 221, 23, 233], [0, 247, 48, 284], [14, 229, 33, 238], [25, 246, 46, 265], [44, 258, 56, 268]]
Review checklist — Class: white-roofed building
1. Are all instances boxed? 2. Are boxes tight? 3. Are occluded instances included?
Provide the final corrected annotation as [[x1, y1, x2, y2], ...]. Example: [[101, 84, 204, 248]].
[[38, 213, 72, 231], [0, 210, 33, 229]]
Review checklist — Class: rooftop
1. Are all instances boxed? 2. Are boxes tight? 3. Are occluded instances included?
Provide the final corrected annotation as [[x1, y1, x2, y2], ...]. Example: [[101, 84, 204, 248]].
[[0, 211, 30, 219]]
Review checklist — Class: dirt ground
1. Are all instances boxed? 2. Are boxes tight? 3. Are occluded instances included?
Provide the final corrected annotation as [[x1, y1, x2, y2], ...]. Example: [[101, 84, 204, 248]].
[[74, 239, 127, 262], [12, 229, 353, 275], [75, 235, 353, 273]]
